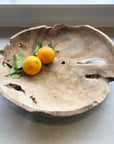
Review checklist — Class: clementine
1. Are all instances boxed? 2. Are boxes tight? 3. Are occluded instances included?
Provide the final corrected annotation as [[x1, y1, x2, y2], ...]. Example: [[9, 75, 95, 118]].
[[23, 56, 42, 75], [37, 47, 55, 64]]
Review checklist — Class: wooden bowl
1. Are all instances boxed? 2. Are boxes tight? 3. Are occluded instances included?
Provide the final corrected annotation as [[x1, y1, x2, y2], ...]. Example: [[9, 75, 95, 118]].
[[0, 24, 114, 117]]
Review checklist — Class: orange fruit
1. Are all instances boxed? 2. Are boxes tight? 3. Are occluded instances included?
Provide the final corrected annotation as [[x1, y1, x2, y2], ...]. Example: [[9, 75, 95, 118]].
[[37, 47, 55, 64], [23, 56, 42, 75]]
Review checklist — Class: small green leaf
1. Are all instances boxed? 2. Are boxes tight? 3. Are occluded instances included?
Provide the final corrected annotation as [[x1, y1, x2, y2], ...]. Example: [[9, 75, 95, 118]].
[[10, 66, 21, 79], [6, 54, 24, 79], [13, 54, 22, 69], [19, 54, 25, 62], [10, 66, 23, 74], [10, 66, 22, 73], [19, 54, 25, 66], [34, 42, 42, 56], [47, 43, 52, 48], [5, 66, 23, 78], [11, 73, 22, 79], [10, 66, 16, 73]]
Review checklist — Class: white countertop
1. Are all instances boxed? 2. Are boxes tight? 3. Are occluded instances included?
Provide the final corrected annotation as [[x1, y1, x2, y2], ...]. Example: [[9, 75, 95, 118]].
[[0, 27, 114, 144]]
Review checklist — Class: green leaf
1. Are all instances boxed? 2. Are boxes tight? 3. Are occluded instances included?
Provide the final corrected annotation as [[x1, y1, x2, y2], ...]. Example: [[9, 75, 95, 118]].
[[19, 54, 25, 66], [6, 54, 24, 79], [11, 73, 22, 79], [5, 66, 23, 79], [47, 43, 52, 48], [10, 66, 23, 74], [10, 66, 16, 74], [10, 67, 22, 79], [34, 42, 42, 56], [13, 54, 22, 69]]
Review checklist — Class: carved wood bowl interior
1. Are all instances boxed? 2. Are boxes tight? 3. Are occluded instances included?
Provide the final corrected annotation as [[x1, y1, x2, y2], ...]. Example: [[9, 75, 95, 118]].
[[0, 24, 114, 117]]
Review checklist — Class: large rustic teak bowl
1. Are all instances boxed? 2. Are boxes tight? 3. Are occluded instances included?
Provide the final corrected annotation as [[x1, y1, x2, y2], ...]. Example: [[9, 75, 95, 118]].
[[0, 24, 114, 117]]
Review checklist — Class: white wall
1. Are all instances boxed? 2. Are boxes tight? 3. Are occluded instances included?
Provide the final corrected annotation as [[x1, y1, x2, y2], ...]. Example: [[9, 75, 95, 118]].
[[0, 0, 114, 4]]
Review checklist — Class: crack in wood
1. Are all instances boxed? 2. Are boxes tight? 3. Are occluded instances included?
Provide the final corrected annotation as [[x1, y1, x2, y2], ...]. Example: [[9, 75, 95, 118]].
[[2, 61, 12, 68], [5, 83, 25, 94], [85, 74, 114, 82], [30, 95, 37, 104]]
